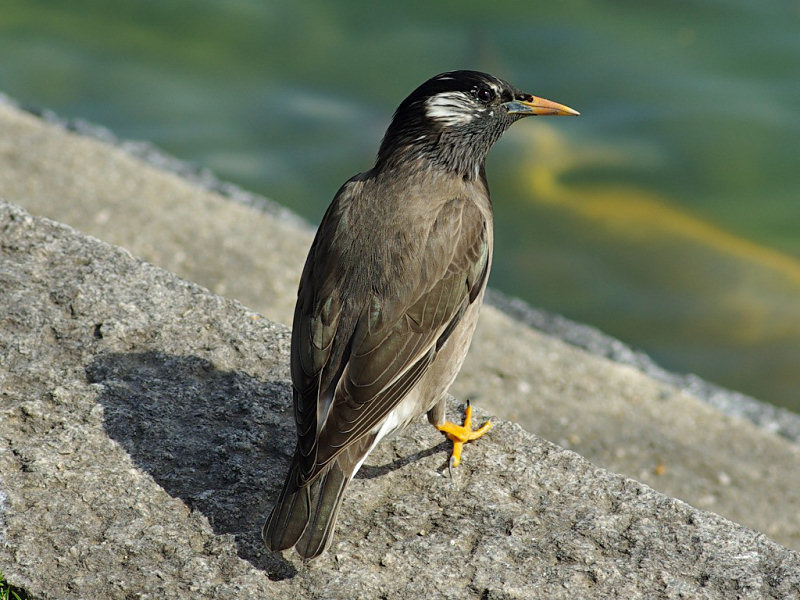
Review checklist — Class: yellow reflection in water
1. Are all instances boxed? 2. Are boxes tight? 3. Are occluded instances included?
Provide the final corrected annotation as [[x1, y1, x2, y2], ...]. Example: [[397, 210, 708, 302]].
[[512, 124, 800, 343]]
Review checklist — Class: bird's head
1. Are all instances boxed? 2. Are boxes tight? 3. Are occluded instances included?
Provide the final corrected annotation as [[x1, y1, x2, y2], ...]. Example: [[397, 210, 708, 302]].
[[376, 70, 579, 180]]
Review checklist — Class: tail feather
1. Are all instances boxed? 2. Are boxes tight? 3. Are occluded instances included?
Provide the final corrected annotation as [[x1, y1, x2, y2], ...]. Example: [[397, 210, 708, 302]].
[[262, 459, 310, 552], [295, 462, 347, 558], [263, 457, 350, 559]]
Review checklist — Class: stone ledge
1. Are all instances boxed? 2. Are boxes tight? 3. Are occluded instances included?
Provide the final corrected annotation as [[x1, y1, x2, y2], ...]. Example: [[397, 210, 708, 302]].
[[2, 201, 798, 599]]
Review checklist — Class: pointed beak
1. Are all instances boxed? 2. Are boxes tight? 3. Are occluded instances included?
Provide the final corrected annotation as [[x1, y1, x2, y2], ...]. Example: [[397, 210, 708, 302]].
[[503, 94, 580, 117]]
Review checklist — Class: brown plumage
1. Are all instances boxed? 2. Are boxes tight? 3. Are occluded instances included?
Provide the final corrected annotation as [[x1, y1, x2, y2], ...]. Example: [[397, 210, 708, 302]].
[[263, 70, 578, 558]]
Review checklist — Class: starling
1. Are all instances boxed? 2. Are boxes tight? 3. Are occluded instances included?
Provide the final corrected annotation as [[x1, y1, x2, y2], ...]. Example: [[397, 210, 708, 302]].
[[263, 70, 578, 559]]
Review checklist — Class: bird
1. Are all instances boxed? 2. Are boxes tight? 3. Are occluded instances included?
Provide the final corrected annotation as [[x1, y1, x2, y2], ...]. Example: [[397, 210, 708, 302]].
[[263, 70, 578, 559]]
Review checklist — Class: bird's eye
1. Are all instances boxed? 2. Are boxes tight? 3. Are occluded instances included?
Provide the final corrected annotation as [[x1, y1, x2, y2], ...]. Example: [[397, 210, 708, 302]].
[[473, 86, 495, 104]]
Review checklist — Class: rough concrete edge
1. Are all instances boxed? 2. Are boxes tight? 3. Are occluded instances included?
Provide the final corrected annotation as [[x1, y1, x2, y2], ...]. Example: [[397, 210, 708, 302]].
[[0, 91, 311, 231], [2, 199, 800, 599], [4, 90, 799, 446], [486, 289, 800, 443]]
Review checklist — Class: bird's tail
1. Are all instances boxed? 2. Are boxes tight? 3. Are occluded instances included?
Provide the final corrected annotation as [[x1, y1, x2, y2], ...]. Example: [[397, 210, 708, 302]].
[[262, 456, 350, 559]]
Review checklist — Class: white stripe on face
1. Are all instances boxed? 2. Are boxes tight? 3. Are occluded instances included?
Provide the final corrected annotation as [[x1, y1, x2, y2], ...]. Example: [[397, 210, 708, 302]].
[[424, 92, 476, 127]]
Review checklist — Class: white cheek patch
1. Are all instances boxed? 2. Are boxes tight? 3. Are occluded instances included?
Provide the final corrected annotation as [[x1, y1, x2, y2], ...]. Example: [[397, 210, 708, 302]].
[[425, 92, 476, 127]]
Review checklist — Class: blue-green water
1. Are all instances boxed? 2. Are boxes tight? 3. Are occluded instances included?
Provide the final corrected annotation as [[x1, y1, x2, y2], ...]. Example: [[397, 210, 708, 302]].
[[2, 0, 799, 410]]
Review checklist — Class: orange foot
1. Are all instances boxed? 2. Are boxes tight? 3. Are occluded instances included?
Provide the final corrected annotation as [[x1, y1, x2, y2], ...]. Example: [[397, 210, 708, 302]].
[[435, 400, 492, 468]]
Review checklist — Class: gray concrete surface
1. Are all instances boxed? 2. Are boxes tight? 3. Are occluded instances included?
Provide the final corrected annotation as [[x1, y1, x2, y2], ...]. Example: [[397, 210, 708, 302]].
[[2, 98, 799, 557], [2, 201, 799, 599]]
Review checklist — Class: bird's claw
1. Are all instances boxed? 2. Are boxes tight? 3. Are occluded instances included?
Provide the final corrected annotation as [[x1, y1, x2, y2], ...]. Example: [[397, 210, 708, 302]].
[[436, 401, 492, 469]]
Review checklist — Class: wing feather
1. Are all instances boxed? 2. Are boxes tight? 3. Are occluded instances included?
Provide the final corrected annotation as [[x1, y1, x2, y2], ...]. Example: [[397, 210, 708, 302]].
[[291, 181, 490, 485]]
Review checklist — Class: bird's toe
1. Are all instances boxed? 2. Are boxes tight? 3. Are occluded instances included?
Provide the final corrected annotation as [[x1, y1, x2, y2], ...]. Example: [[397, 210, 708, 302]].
[[434, 402, 492, 468]]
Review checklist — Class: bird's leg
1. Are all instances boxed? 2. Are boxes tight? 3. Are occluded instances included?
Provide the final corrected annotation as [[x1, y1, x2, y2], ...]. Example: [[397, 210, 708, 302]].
[[426, 396, 447, 426], [434, 397, 492, 468]]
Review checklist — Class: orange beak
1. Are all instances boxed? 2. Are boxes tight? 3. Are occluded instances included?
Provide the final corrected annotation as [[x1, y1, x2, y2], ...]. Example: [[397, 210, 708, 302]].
[[503, 94, 580, 117]]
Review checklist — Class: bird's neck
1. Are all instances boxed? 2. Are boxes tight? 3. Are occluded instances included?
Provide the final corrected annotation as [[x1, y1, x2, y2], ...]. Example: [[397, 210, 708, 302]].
[[375, 130, 492, 183], [368, 150, 492, 217], [374, 150, 488, 190]]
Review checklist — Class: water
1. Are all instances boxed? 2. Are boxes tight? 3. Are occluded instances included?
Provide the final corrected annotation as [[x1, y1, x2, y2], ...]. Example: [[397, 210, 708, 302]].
[[2, 0, 798, 410]]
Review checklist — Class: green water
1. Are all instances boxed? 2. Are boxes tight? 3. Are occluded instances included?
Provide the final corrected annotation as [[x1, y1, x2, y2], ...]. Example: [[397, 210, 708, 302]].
[[2, 0, 799, 410]]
